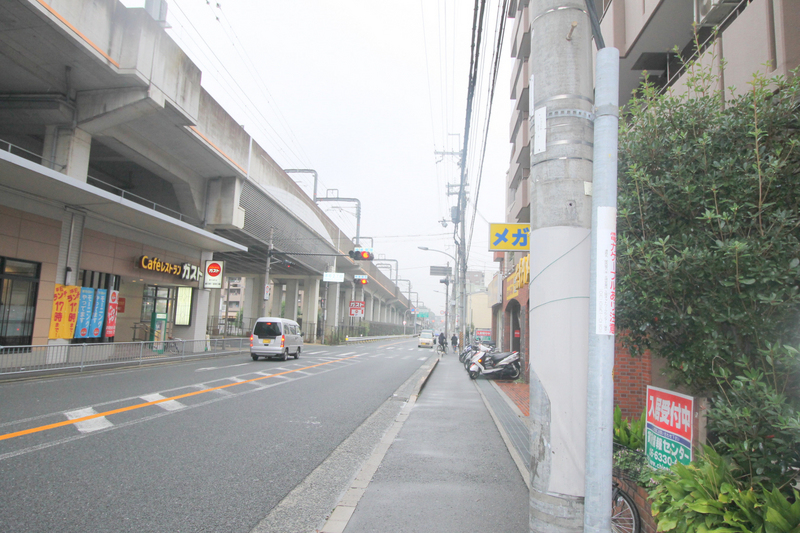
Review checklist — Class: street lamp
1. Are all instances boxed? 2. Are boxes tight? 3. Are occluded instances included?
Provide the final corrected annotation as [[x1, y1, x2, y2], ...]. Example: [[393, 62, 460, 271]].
[[419, 246, 460, 339], [418, 246, 456, 261]]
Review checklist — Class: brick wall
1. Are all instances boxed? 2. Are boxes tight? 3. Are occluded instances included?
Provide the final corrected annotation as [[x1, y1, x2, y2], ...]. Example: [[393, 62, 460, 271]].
[[614, 338, 652, 420]]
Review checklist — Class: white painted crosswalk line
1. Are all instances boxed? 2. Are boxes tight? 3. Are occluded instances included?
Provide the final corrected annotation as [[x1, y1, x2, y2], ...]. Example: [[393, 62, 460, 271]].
[[140, 393, 186, 412], [64, 407, 113, 433]]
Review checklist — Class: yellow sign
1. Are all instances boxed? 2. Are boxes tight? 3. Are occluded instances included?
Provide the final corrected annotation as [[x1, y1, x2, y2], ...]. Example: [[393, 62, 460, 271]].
[[489, 223, 530, 251], [49, 284, 81, 339], [138, 255, 183, 276], [506, 269, 519, 299], [505, 255, 530, 301]]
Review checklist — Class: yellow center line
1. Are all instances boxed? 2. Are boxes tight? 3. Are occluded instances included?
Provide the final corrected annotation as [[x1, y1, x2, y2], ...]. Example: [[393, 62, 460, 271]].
[[0, 354, 361, 442]]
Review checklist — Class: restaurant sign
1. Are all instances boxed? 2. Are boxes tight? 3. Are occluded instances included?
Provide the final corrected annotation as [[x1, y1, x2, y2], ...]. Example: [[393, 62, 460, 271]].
[[138, 256, 202, 282]]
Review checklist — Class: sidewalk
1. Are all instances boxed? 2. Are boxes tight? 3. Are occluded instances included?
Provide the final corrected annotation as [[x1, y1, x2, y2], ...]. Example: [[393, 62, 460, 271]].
[[321, 355, 530, 533]]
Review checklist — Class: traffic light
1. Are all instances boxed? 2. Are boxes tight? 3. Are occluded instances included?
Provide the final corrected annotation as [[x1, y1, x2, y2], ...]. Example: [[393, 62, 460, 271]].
[[440, 278, 449, 286], [355, 274, 368, 285], [348, 248, 374, 261], [358, 278, 368, 285]]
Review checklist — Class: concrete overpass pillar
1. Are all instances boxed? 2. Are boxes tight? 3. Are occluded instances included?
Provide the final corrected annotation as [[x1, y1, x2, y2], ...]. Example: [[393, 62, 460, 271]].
[[341, 283, 354, 326], [174, 251, 213, 343], [364, 292, 373, 322], [271, 282, 283, 317], [285, 280, 299, 321], [43, 126, 91, 182], [302, 277, 320, 342], [244, 275, 263, 326]]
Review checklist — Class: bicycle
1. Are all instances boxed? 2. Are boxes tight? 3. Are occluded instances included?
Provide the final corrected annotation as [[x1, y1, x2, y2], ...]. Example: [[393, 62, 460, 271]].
[[436, 343, 447, 356], [165, 337, 182, 355], [611, 481, 640, 533], [611, 443, 643, 533]]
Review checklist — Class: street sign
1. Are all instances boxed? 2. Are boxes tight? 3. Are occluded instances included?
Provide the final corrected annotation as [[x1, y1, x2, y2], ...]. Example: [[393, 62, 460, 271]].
[[645, 386, 693, 470], [349, 300, 365, 318], [323, 272, 345, 283], [204, 260, 225, 289], [430, 266, 451, 276], [354, 274, 368, 280], [489, 223, 530, 251]]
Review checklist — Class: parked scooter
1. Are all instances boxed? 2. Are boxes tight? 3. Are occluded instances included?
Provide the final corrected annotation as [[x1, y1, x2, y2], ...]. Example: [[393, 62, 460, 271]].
[[460, 343, 492, 370], [468, 350, 521, 380]]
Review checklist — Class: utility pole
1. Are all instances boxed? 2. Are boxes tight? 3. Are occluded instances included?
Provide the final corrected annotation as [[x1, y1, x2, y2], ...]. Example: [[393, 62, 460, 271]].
[[261, 228, 273, 317], [528, 1, 594, 531]]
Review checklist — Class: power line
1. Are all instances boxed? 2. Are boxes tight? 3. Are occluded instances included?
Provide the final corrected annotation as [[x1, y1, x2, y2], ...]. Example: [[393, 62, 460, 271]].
[[467, 0, 509, 262]]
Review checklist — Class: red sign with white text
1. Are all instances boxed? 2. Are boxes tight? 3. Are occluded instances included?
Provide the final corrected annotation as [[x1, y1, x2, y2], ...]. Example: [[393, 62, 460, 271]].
[[646, 386, 693, 443], [105, 290, 119, 337], [349, 301, 365, 318]]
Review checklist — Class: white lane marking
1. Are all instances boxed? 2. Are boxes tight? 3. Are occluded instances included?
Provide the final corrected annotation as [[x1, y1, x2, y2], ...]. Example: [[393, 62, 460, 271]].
[[195, 363, 249, 372], [196, 383, 234, 396], [64, 407, 113, 433], [140, 393, 186, 412], [418, 357, 427, 361]]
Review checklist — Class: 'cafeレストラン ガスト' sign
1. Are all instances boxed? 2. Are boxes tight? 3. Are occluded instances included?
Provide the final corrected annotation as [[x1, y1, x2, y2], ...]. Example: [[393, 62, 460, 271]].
[[137, 256, 202, 282]]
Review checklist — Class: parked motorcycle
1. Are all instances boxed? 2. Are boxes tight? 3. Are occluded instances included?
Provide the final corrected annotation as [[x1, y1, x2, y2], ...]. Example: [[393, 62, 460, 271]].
[[468, 350, 521, 380], [461, 343, 491, 370]]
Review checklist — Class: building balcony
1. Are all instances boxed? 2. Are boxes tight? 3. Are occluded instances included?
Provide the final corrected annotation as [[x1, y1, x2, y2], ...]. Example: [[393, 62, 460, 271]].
[[510, 3, 531, 60]]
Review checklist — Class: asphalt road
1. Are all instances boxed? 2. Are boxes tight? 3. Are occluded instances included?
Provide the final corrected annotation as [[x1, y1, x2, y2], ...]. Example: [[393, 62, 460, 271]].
[[0, 338, 435, 533]]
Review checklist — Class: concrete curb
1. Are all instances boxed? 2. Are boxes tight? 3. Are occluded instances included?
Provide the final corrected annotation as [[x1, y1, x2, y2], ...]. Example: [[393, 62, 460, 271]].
[[319, 354, 440, 533], [474, 380, 532, 491], [490, 380, 531, 429]]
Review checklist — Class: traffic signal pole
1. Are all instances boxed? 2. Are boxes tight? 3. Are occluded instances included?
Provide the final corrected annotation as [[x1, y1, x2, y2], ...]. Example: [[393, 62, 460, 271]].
[[528, 1, 594, 531]]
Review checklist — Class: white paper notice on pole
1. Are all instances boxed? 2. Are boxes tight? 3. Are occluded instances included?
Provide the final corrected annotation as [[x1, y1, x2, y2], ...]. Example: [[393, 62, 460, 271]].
[[534, 106, 547, 154], [595, 206, 617, 335]]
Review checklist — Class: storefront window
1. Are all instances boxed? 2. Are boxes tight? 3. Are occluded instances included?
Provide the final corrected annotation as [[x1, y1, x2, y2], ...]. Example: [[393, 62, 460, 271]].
[[0, 258, 40, 346], [141, 285, 176, 324]]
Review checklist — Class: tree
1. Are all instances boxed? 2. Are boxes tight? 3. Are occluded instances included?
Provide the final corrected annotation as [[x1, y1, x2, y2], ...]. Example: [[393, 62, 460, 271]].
[[617, 62, 800, 393], [617, 57, 800, 493]]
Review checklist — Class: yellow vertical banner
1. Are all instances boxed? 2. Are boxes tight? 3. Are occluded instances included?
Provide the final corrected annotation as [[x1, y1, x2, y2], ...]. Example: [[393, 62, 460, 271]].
[[49, 284, 81, 339]]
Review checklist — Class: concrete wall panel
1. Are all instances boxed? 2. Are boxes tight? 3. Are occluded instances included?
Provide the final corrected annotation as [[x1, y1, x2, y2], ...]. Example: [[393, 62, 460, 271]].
[[722, 0, 774, 98]]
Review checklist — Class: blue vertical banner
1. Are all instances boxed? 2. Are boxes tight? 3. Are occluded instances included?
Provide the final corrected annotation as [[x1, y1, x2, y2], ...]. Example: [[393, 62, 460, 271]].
[[88, 289, 107, 338], [74, 288, 95, 339]]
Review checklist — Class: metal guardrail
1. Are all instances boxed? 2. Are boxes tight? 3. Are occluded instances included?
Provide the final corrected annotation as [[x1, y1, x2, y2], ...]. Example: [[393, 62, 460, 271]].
[[344, 335, 414, 344], [86, 175, 203, 227], [0, 337, 249, 377]]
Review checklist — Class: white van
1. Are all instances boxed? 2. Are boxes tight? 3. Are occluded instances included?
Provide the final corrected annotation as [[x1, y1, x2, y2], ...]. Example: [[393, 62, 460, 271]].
[[250, 317, 303, 361]]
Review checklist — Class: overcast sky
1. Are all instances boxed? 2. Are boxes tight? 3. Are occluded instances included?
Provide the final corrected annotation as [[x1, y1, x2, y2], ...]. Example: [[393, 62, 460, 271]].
[[124, 0, 513, 318]]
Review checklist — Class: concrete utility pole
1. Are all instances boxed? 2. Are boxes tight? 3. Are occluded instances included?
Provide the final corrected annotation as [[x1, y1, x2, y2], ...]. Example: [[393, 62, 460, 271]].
[[261, 228, 274, 317], [528, 1, 594, 531]]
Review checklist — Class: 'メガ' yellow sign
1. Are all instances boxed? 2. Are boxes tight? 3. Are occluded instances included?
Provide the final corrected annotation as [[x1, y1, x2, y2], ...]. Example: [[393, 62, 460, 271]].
[[489, 223, 530, 251]]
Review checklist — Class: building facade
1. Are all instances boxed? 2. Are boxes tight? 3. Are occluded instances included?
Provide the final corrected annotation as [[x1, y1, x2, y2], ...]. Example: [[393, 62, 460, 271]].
[[0, 0, 412, 351]]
